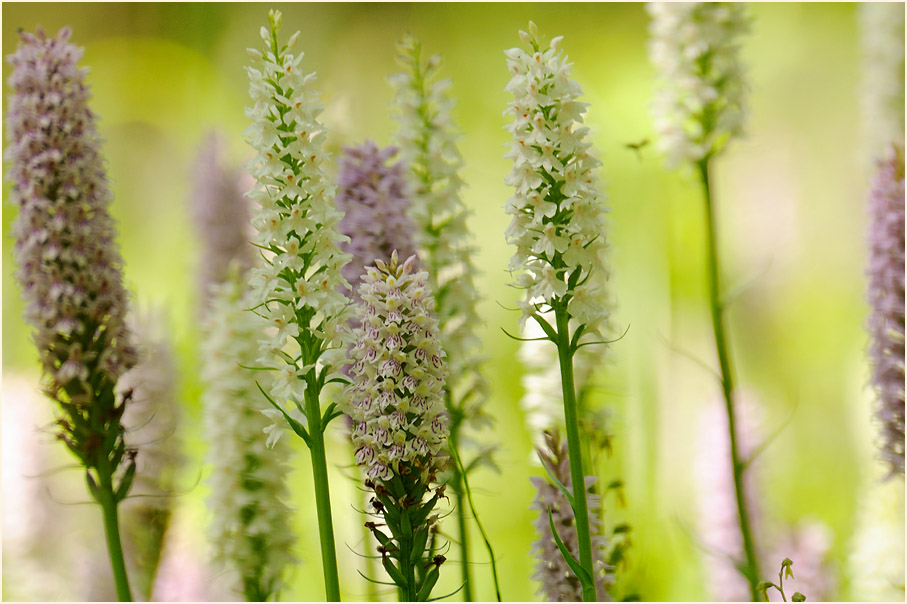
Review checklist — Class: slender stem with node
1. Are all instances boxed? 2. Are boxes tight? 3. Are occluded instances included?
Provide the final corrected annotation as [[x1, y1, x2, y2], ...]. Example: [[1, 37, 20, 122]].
[[698, 158, 761, 600], [555, 305, 597, 602]]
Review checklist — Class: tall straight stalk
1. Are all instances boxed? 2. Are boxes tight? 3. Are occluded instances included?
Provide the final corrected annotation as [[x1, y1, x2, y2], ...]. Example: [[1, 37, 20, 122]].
[[96, 461, 132, 601], [306, 390, 341, 602], [698, 159, 761, 600], [554, 306, 597, 602], [449, 431, 474, 601]]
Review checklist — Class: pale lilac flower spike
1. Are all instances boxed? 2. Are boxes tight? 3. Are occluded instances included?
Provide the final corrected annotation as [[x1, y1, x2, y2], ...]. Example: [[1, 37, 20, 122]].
[[7, 27, 136, 390], [336, 140, 419, 296], [191, 132, 254, 295], [867, 146, 905, 478]]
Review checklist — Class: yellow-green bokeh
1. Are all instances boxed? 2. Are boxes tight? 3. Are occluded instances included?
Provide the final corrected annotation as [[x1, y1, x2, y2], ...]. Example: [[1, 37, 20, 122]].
[[2, 3, 887, 602]]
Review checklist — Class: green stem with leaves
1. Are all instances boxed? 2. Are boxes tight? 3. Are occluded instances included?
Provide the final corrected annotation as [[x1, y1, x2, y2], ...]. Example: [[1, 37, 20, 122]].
[[698, 158, 761, 600], [305, 388, 341, 602], [554, 305, 597, 602]]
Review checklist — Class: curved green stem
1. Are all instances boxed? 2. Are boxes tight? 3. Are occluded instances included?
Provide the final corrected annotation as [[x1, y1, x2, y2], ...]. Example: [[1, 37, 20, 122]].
[[306, 390, 342, 602], [698, 158, 761, 600], [96, 461, 132, 602], [554, 306, 596, 602], [451, 444, 502, 602]]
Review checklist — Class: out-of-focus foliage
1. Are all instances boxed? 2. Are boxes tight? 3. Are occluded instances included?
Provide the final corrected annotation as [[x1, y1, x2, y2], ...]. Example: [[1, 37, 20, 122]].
[[1, 3, 890, 602]]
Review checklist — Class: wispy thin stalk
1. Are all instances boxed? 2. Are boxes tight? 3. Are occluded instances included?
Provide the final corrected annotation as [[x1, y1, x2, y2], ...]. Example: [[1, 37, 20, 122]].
[[698, 159, 761, 598], [647, 3, 758, 597], [451, 441, 502, 602]]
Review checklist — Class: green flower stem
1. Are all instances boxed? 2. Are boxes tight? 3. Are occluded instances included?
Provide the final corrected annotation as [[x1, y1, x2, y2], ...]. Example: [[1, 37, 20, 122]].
[[451, 462, 473, 602], [554, 305, 596, 602], [305, 389, 341, 602], [448, 428, 474, 602], [96, 459, 132, 602], [452, 472, 473, 601], [698, 158, 761, 600]]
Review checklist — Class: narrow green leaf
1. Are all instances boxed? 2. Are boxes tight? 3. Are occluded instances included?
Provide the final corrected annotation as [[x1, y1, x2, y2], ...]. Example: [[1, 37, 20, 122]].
[[356, 569, 397, 587], [411, 527, 429, 564], [255, 381, 311, 447], [537, 452, 575, 508], [569, 323, 587, 353], [411, 493, 439, 527], [114, 459, 136, 502], [370, 527, 393, 549], [238, 363, 279, 371], [382, 555, 407, 587], [532, 313, 559, 341], [85, 470, 101, 502], [426, 583, 466, 602], [547, 507, 594, 593], [416, 566, 440, 601]]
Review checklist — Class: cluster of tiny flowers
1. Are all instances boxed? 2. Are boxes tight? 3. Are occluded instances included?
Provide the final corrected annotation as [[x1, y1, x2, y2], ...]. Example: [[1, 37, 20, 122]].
[[191, 132, 254, 299], [336, 140, 419, 295], [117, 311, 182, 599], [866, 147, 905, 478], [504, 22, 609, 336], [531, 429, 612, 602], [245, 10, 352, 435], [519, 312, 598, 447], [647, 2, 750, 167], [344, 253, 449, 484], [847, 475, 905, 601], [391, 33, 492, 439], [860, 2, 905, 153], [202, 270, 295, 601], [6, 27, 136, 398]]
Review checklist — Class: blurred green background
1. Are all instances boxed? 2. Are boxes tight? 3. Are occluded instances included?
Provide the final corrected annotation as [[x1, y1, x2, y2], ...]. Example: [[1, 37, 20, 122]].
[[1, 2, 894, 602]]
